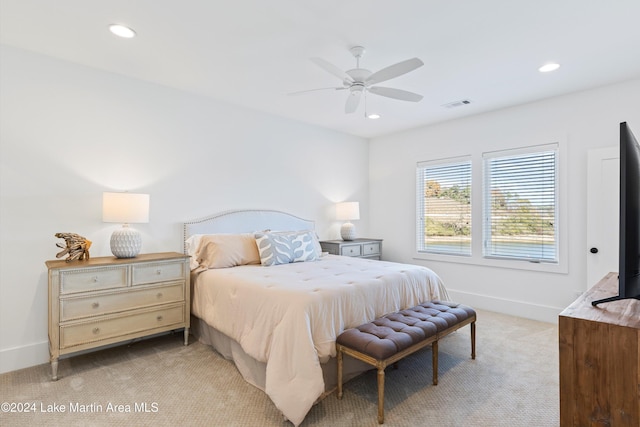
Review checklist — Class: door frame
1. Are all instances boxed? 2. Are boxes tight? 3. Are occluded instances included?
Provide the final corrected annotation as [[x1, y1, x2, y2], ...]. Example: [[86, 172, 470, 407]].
[[586, 146, 619, 288]]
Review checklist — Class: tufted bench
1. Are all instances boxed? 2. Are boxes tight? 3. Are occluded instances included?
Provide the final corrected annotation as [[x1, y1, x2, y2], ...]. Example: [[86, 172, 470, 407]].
[[336, 301, 476, 424]]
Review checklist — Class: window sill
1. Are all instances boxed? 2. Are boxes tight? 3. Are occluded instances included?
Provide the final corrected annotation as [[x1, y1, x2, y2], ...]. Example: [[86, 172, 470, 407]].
[[413, 251, 568, 274]]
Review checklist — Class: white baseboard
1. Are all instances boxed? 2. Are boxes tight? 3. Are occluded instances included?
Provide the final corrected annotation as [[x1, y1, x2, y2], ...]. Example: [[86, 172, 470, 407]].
[[1, 331, 183, 375], [0, 340, 49, 374], [446, 289, 563, 324]]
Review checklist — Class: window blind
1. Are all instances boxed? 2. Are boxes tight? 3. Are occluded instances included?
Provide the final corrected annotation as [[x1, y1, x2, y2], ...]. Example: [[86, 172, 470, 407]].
[[482, 145, 558, 262], [416, 157, 472, 256]]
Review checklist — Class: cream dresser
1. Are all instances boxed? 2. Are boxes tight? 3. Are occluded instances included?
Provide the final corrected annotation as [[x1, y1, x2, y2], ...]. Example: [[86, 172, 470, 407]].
[[46, 252, 190, 380]]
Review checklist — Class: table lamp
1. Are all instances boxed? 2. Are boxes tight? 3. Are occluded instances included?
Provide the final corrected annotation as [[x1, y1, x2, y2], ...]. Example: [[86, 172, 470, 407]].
[[103, 192, 150, 258], [336, 201, 360, 241]]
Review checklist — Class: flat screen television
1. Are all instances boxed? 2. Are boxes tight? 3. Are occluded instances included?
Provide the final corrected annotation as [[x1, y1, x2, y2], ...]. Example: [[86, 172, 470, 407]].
[[592, 122, 640, 306]]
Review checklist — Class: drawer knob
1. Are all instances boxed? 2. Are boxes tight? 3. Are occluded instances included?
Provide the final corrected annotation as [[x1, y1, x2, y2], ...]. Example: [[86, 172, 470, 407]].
[[156, 269, 162, 275], [156, 315, 163, 321], [92, 327, 100, 334], [92, 276, 99, 282], [156, 292, 163, 298], [92, 302, 100, 308]]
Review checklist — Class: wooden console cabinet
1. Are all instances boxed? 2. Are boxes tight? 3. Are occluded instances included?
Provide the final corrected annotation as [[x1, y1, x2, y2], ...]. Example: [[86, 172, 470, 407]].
[[559, 272, 640, 426]]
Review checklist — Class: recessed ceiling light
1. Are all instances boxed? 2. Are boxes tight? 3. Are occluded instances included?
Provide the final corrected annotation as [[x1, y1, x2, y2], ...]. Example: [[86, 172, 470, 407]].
[[367, 113, 381, 119], [539, 63, 560, 73], [109, 24, 136, 38]]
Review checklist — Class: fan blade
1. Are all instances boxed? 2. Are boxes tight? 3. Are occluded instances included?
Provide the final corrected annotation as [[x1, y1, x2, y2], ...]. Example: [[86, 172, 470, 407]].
[[366, 58, 424, 86], [310, 57, 354, 83], [345, 91, 362, 114], [369, 86, 423, 102], [288, 87, 346, 96]]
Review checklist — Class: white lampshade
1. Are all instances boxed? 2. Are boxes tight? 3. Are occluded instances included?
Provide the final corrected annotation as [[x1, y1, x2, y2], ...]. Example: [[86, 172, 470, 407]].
[[336, 202, 360, 241], [336, 202, 360, 221], [103, 192, 150, 258], [103, 192, 150, 223]]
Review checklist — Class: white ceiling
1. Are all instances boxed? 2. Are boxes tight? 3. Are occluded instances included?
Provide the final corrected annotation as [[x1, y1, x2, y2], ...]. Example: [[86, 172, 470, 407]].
[[2, 0, 640, 138]]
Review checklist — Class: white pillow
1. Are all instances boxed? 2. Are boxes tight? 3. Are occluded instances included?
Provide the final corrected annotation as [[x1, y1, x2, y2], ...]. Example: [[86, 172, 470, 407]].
[[185, 234, 205, 270]]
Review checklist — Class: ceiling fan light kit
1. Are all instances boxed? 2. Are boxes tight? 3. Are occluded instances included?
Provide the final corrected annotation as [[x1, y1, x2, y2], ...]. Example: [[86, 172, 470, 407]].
[[293, 46, 424, 115]]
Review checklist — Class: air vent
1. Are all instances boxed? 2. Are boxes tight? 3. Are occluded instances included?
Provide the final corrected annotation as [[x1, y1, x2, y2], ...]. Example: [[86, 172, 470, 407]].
[[442, 99, 472, 109]]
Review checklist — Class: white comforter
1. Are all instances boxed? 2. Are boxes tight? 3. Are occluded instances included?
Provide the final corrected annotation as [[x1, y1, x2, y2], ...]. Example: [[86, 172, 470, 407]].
[[191, 255, 447, 426]]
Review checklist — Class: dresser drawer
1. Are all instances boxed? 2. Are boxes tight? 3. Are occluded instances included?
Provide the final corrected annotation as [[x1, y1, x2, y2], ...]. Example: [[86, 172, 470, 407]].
[[340, 245, 362, 257], [132, 261, 185, 285], [60, 304, 185, 349], [363, 243, 381, 256], [59, 266, 128, 294], [60, 282, 185, 321]]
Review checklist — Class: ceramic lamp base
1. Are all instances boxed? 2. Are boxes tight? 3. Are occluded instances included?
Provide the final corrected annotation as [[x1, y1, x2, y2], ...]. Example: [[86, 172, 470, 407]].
[[340, 222, 356, 241], [110, 225, 142, 258]]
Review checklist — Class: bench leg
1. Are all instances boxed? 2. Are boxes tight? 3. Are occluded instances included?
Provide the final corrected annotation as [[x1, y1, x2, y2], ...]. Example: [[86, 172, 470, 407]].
[[432, 340, 438, 386], [337, 348, 343, 399], [377, 367, 385, 424], [471, 321, 476, 360]]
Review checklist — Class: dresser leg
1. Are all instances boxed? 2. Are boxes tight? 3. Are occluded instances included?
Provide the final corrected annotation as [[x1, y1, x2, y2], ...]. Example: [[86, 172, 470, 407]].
[[184, 328, 189, 346], [51, 359, 59, 381]]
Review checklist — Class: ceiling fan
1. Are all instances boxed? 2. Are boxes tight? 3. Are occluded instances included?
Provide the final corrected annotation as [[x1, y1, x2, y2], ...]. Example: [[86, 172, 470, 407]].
[[290, 46, 424, 114]]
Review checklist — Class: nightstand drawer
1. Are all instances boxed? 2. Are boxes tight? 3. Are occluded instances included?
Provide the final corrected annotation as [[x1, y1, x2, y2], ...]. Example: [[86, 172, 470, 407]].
[[60, 282, 185, 321], [60, 266, 128, 294], [341, 245, 362, 257], [132, 261, 185, 285], [60, 304, 185, 349], [363, 243, 380, 256]]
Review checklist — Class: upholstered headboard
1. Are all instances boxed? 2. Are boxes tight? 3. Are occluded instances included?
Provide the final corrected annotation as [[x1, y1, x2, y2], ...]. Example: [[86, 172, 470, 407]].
[[182, 209, 315, 254]]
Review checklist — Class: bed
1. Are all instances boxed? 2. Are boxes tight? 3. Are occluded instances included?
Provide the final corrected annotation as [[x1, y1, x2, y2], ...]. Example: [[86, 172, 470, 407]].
[[183, 209, 448, 426]]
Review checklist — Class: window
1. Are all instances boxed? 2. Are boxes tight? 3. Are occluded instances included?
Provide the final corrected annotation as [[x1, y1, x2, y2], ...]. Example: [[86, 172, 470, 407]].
[[415, 141, 565, 273], [483, 144, 558, 263], [416, 157, 472, 256]]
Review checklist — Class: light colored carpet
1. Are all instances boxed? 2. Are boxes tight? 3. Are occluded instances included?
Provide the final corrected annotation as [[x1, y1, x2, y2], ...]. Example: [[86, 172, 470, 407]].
[[0, 309, 559, 426]]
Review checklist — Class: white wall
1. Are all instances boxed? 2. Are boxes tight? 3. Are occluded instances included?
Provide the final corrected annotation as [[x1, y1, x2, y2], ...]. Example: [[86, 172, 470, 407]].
[[369, 78, 640, 323], [3, 43, 639, 374], [0, 45, 369, 373]]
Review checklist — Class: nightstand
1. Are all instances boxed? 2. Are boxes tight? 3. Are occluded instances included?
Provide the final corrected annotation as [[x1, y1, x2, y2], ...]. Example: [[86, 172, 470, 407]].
[[320, 239, 383, 260], [46, 252, 190, 381]]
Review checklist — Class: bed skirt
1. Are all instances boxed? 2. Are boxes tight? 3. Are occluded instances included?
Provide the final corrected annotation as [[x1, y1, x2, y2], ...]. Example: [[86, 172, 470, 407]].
[[191, 315, 373, 399]]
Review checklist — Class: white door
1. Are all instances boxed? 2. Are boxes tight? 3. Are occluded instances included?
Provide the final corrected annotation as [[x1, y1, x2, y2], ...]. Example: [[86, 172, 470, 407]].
[[586, 147, 619, 287]]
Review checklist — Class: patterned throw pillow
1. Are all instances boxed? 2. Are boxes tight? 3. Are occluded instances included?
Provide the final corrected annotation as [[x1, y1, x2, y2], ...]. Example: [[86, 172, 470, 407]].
[[254, 230, 319, 266]]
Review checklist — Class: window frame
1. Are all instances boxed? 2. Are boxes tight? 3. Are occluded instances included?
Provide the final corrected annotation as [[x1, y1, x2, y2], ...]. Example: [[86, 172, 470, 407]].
[[482, 143, 559, 263], [416, 155, 472, 257]]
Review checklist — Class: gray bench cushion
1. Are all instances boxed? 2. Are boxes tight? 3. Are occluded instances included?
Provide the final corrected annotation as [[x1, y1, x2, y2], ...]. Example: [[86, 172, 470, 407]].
[[336, 301, 475, 360]]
